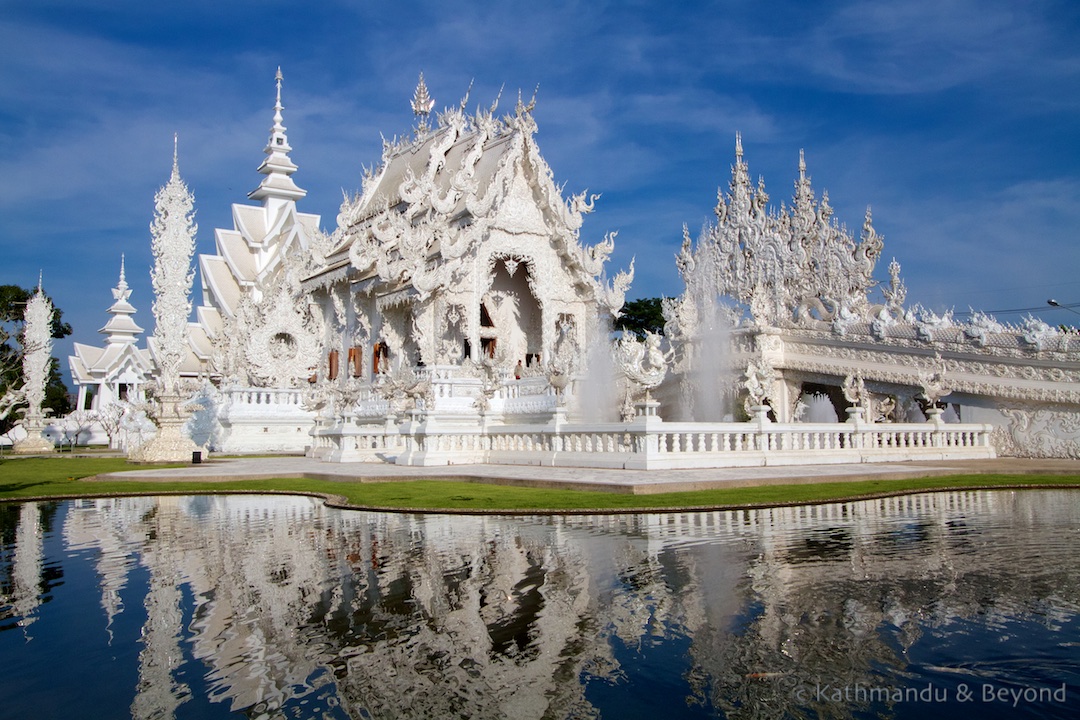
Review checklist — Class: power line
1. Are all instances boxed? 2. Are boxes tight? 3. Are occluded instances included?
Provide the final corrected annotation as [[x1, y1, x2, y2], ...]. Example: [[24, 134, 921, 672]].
[[953, 301, 1080, 317]]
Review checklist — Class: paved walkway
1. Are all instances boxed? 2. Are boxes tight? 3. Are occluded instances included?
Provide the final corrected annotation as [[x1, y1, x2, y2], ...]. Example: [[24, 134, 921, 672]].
[[92, 456, 1080, 495]]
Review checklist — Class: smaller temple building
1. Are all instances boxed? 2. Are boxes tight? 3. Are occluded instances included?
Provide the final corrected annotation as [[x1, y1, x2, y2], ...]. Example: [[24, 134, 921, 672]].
[[68, 258, 154, 446]]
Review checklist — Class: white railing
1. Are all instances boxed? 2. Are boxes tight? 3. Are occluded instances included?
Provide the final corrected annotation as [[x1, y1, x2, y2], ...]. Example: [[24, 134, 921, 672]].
[[312, 416, 995, 469], [222, 387, 307, 408]]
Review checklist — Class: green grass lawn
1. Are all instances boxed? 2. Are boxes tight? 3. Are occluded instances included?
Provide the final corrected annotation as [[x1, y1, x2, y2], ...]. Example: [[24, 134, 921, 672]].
[[1, 456, 1079, 513]]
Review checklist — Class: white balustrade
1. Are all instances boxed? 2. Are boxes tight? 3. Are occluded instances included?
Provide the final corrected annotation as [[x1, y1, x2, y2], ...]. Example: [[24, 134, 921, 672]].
[[367, 418, 997, 468]]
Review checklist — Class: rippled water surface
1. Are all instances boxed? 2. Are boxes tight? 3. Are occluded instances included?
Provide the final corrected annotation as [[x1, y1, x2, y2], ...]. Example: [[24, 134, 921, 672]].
[[2, 490, 1079, 719]]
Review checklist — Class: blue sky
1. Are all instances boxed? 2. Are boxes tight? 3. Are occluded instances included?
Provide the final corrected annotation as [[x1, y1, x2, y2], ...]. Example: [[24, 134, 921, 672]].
[[2, 0, 1079, 386]]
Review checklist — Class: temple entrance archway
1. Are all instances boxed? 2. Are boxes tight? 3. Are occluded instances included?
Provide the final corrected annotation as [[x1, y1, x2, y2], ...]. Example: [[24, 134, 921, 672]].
[[478, 257, 542, 368]]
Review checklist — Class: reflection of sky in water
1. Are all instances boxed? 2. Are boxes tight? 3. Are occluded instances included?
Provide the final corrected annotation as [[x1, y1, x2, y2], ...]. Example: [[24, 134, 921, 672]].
[[0, 491, 1078, 719]]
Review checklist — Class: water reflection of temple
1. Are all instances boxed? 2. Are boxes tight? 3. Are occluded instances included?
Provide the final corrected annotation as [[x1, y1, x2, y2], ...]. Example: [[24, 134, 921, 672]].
[[3, 490, 1079, 718]]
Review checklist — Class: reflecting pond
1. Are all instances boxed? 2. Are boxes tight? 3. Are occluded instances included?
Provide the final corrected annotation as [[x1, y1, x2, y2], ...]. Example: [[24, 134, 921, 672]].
[[2, 490, 1079, 719]]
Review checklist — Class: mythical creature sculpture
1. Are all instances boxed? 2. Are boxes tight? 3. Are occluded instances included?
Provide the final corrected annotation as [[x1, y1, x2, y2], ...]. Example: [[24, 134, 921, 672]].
[[1020, 315, 1060, 351], [842, 372, 870, 413], [617, 331, 671, 405], [375, 364, 433, 417], [743, 360, 777, 413], [917, 354, 953, 408]]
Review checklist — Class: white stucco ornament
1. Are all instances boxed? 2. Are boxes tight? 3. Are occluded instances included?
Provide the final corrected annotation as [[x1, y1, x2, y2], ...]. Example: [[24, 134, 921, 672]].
[[744, 359, 777, 408], [618, 331, 671, 407], [129, 140, 204, 462], [13, 279, 55, 454], [243, 283, 322, 388]]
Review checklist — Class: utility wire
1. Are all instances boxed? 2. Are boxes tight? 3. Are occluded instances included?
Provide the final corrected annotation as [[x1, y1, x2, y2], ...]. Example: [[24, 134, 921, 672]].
[[953, 301, 1080, 317]]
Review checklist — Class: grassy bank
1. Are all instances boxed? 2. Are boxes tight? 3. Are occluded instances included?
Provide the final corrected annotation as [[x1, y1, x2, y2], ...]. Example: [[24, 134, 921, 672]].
[[2, 456, 1080, 513]]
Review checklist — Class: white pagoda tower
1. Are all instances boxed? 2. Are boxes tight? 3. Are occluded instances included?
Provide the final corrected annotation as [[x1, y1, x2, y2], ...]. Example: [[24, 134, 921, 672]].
[[185, 69, 325, 453]]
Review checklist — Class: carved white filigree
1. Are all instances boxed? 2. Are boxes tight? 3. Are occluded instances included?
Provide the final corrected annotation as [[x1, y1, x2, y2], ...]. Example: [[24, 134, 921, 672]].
[[917, 353, 953, 407], [906, 305, 954, 344], [675, 138, 883, 330], [965, 311, 1004, 347], [374, 364, 433, 417], [618, 331, 670, 404], [842, 372, 869, 409], [13, 281, 54, 452], [744, 359, 777, 408], [1020, 315, 1059, 351], [326, 86, 632, 378], [997, 402, 1080, 458], [149, 143, 197, 397], [244, 288, 322, 389]]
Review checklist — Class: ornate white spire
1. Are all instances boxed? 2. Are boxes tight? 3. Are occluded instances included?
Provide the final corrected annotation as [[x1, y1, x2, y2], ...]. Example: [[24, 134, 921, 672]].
[[412, 72, 435, 135], [100, 254, 143, 345], [150, 141, 197, 395], [412, 71, 435, 116], [21, 280, 53, 427], [249, 67, 306, 205]]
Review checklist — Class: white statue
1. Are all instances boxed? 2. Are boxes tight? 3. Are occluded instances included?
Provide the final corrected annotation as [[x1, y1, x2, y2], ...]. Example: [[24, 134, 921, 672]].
[[129, 139, 203, 462], [918, 353, 953, 420], [617, 331, 671, 414], [743, 359, 776, 409], [13, 278, 55, 454]]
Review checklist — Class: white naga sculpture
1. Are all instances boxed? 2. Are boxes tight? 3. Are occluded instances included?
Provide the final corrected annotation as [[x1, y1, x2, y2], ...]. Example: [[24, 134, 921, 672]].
[[618, 331, 671, 419], [917, 354, 953, 422], [743, 359, 777, 419], [13, 278, 55, 453], [129, 138, 204, 462]]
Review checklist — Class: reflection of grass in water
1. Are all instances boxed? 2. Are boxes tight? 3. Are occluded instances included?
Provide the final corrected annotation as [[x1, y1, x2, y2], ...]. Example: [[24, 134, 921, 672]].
[[0, 457, 1079, 512]]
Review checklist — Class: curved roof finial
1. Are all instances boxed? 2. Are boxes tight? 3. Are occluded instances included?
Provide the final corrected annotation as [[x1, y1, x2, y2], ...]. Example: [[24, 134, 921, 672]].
[[412, 71, 435, 117], [460, 79, 474, 112]]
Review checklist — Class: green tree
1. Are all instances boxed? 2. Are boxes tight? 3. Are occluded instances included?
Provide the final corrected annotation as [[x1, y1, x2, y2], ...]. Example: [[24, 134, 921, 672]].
[[0, 284, 73, 434], [613, 297, 666, 339]]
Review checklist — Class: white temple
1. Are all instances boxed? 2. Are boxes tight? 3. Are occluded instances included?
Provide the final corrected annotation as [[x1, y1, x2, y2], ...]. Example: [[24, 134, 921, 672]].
[[69, 257, 152, 415], [64, 71, 1080, 463], [184, 69, 325, 453]]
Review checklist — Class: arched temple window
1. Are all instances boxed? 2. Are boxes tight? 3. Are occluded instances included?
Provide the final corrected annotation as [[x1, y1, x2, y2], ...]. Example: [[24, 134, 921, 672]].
[[348, 346, 363, 377], [328, 350, 340, 380]]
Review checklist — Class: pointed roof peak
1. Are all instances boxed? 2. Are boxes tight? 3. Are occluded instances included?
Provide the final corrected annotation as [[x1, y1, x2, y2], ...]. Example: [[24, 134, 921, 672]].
[[515, 85, 539, 115], [459, 78, 474, 111], [412, 72, 435, 136], [272, 67, 285, 134], [102, 254, 142, 343], [169, 132, 184, 185], [249, 67, 306, 205], [37, 269, 43, 293], [799, 148, 806, 179], [735, 132, 744, 159], [412, 71, 435, 117]]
